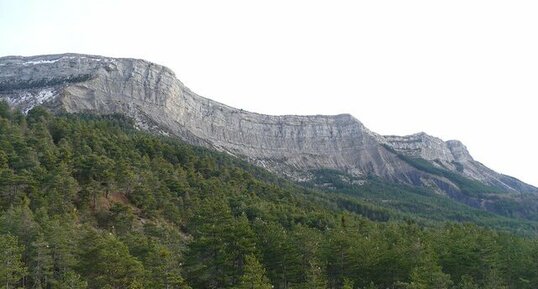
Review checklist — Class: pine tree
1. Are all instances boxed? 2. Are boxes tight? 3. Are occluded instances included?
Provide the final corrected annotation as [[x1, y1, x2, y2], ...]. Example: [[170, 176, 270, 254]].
[[0, 169, 30, 209], [144, 242, 191, 289], [42, 217, 79, 282], [0, 151, 8, 169], [0, 234, 27, 289], [361, 282, 376, 289], [184, 196, 236, 288], [342, 278, 354, 289], [254, 221, 302, 288], [302, 259, 328, 289], [408, 245, 452, 289], [29, 233, 54, 289], [0, 101, 11, 119], [229, 213, 257, 284], [41, 163, 78, 215], [79, 230, 144, 289], [459, 275, 478, 289], [482, 269, 508, 289], [56, 271, 88, 289], [234, 254, 272, 289], [408, 263, 452, 289], [324, 228, 356, 287]]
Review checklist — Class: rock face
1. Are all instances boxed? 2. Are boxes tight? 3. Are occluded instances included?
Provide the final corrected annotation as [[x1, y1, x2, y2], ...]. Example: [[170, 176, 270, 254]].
[[1, 53, 535, 195], [384, 133, 536, 192]]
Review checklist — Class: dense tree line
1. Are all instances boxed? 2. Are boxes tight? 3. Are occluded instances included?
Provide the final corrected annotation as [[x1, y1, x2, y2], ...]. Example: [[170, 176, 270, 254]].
[[310, 169, 538, 232], [1, 102, 538, 288]]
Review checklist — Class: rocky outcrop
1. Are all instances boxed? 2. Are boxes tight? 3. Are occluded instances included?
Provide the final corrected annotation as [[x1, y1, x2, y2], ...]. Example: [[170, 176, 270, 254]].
[[384, 133, 465, 162], [1, 53, 535, 195], [384, 133, 536, 193]]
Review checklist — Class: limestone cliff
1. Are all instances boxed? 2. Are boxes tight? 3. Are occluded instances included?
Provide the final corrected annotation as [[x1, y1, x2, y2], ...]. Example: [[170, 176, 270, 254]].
[[384, 133, 536, 193], [0, 53, 535, 195]]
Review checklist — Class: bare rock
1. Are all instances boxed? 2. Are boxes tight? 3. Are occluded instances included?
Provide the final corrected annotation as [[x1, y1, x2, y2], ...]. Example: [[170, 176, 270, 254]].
[[1, 53, 535, 194]]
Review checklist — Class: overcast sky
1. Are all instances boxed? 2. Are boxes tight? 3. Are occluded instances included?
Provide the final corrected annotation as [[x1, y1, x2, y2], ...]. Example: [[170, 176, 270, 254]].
[[1, 0, 537, 186]]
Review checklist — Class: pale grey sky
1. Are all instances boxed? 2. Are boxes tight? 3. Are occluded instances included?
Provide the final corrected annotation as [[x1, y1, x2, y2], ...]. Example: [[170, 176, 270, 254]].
[[1, 0, 537, 186]]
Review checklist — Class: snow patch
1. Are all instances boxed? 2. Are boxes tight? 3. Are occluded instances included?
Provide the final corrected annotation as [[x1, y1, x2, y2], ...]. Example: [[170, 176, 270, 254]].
[[21, 55, 114, 66], [6, 88, 57, 113], [23, 59, 61, 65], [35, 89, 54, 104]]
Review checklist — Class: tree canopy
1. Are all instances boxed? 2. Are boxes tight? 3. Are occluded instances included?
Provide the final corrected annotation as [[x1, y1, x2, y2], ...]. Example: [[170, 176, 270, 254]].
[[0, 103, 537, 289]]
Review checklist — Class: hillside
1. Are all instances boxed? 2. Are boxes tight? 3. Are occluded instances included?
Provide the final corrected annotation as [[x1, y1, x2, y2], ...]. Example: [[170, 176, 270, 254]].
[[1, 104, 538, 288], [0, 54, 536, 221]]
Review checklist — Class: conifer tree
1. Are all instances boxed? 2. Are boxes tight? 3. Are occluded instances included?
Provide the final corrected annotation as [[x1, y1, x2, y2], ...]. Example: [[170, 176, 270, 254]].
[[459, 275, 478, 289], [482, 269, 508, 289], [302, 259, 328, 289], [79, 231, 144, 289], [29, 233, 53, 289], [408, 244, 452, 289], [342, 278, 354, 289], [408, 263, 452, 289], [56, 271, 88, 289], [144, 242, 191, 289], [184, 196, 237, 288], [234, 254, 272, 289], [361, 282, 376, 289], [0, 234, 27, 289]]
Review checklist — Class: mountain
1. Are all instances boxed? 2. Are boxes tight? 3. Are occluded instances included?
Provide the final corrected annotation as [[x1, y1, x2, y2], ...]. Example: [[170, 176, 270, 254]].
[[0, 53, 536, 212], [4, 53, 538, 289], [1, 106, 537, 289]]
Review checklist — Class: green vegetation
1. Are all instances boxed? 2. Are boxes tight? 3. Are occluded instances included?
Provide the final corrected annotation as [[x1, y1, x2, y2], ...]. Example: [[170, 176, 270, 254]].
[[310, 169, 538, 233], [1, 102, 538, 288], [396, 154, 503, 197], [396, 153, 538, 221]]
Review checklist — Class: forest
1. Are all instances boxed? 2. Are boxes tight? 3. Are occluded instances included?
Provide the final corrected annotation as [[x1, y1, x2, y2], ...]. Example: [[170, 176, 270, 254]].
[[1, 101, 538, 289]]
